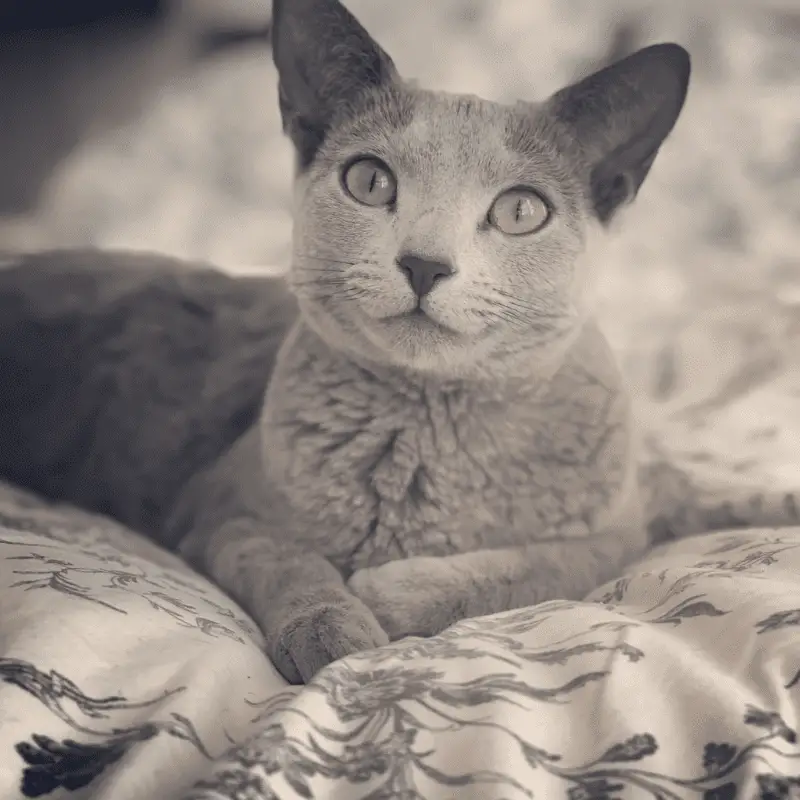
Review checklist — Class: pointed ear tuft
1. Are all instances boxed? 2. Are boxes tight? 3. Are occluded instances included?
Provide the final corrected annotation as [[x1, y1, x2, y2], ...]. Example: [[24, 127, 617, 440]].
[[272, 0, 398, 168], [548, 43, 691, 223]]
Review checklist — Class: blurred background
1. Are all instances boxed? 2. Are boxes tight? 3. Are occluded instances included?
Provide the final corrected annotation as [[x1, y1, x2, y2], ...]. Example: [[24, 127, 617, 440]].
[[1, 0, 799, 483]]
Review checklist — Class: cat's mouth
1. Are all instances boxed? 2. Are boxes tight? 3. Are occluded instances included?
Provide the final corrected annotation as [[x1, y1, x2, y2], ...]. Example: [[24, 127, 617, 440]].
[[381, 307, 459, 336]]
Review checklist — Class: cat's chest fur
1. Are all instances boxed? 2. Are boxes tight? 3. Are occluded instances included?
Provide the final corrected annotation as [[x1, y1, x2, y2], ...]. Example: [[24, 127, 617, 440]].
[[262, 323, 635, 575]]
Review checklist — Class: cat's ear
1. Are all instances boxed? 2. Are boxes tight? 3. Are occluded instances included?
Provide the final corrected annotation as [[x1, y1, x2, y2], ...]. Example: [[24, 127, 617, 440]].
[[271, 0, 399, 167], [547, 43, 690, 223]]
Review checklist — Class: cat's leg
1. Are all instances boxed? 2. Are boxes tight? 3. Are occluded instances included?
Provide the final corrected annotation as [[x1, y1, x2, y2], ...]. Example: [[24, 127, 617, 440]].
[[349, 476, 800, 640], [640, 458, 800, 544], [172, 428, 388, 684], [347, 523, 645, 640], [186, 518, 389, 682]]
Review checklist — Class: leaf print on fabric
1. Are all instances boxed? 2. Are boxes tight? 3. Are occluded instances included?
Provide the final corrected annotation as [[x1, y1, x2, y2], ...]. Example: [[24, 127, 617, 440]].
[[641, 573, 709, 615], [1, 658, 211, 797], [639, 537, 799, 620], [692, 537, 800, 574], [1, 540, 257, 643], [726, 550, 786, 572], [193, 768, 279, 800], [520, 641, 645, 667], [1, 657, 183, 727], [596, 577, 632, 604], [784, 669, 800, 691], [703, 783, 737, 800], [650, 595, 729, 625], [17, 730, 157, 798], [567, 779, 625, 800], [599, 734, 658, 762], [448, 601, 579, 636], [427, 670, 609, 709], [743, 706, 797, 743], [755, 773, 800, 799], [756, 609, 800, 635], [703, 743, 738, 774], [312, 666, 446, 722], [379, 618, 646, 674], [703, 534, 759, 556], [518, 740, 563, 768]]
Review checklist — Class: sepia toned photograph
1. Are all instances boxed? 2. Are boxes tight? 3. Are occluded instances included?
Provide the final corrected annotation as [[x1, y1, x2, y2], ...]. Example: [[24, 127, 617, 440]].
[[0, 1, 799, 797]]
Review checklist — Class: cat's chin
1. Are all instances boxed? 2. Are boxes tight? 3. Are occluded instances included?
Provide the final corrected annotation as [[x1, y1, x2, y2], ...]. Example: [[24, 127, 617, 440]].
[[357, 311, 489, 374], [378, 308, 462, 338], [369, 309, 471, 353]]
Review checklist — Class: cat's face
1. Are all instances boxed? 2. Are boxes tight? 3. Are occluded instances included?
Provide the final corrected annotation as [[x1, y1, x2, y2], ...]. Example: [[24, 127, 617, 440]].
[[291, 90, 591, 375], [273, 0, 691, 378]]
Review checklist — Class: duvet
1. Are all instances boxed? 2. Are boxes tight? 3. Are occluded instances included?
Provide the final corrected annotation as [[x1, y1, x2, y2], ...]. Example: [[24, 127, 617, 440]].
[[1, 471, 800, 800]]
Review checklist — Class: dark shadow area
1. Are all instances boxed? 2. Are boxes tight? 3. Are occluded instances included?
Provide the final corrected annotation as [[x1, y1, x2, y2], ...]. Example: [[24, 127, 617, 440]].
[[0, 0, 271, 217], [0, 0, 165, 33]]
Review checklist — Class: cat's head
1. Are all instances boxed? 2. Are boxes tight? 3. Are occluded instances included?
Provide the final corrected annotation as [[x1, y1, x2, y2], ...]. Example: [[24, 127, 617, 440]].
[[272, 0, 690, 379]]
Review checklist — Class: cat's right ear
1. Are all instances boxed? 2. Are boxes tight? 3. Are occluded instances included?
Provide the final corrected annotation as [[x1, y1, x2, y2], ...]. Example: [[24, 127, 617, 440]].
[[272, 0, 398, 168], [546, 43, 691, 224]]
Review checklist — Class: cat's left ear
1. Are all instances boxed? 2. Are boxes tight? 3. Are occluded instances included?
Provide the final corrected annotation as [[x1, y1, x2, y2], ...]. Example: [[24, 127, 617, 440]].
[[547, 43, 691, 223], [272, 0, 399, 168]]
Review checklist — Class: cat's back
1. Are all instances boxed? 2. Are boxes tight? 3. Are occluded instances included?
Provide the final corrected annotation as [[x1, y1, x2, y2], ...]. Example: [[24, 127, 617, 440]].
[[0, 249, 297, 537]]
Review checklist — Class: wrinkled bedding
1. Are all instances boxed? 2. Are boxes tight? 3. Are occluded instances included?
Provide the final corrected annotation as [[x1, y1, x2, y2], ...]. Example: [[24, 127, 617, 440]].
[[2, 470, 800, 800]]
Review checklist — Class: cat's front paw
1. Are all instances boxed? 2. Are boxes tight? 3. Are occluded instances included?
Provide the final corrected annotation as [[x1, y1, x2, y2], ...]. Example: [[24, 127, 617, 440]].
[[267, 590, 389, 684], [348, 557, 466, 640]]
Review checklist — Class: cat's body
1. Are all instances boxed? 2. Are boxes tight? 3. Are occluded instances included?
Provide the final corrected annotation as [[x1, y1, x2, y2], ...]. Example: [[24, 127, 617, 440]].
[[0, 250, 295, 539], [7, 0, 782, 685]]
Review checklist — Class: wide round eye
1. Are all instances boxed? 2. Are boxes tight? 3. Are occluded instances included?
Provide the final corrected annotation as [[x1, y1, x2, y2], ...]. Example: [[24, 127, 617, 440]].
[[342, 157, 397, 207], [488, 188, 550, 235]]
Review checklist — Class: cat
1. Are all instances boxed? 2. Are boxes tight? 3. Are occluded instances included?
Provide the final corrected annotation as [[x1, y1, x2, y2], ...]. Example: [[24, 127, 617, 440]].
[[2, 0, 799, 686], [195, 0, 689, 681]]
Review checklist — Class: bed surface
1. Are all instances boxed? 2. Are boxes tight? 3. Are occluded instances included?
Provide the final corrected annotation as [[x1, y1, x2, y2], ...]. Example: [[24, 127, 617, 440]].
[[2, 478, 800, 800]]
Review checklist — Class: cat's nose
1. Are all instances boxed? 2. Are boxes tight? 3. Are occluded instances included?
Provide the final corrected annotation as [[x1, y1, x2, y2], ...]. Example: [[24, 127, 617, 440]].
[[396, 253, 455, 299]]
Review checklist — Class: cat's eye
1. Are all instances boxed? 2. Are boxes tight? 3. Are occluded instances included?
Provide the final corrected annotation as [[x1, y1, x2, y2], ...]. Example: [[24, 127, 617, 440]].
[[488, 188, 550, 236], [342, 157, 397, 207]]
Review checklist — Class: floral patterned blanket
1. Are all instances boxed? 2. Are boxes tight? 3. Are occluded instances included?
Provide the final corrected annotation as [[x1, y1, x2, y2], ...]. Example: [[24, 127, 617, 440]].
[[2, 478, 800, 800]]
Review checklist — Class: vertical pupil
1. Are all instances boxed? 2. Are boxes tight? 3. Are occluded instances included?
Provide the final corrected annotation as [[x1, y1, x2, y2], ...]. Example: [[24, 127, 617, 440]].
[[368, 170, 378, 193], [515, 198, 522, 223]]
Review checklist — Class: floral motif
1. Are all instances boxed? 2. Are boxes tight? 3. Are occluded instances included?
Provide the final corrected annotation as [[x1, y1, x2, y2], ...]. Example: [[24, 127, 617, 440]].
[[313, 666, 446, 722], [17, 731, 156, 797], [0, 657, 210, 798], [755, 773, 800, 800], [193, 769, 279, 800], [1, 535, 258, 643], [703, 743, 737, 774]]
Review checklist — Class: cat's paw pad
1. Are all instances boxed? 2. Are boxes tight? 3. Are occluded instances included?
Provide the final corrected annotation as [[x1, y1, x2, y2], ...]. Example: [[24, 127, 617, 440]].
[[268, 594, 389, 684]]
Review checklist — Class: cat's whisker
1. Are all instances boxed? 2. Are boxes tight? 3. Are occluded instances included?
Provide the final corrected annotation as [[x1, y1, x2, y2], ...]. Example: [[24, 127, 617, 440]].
[[476, 294, 567, 322], [294, 252, 383, 269], [475, 305, 567, 336], [290, 268, 349, 278], [293, 253, 357, 267], [291, 274, 353, 285], [292, 283, 370, 301]]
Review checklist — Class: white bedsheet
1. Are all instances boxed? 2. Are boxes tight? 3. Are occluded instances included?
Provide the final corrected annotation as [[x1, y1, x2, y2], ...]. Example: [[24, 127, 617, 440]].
[[1, 482, 799, 800]]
